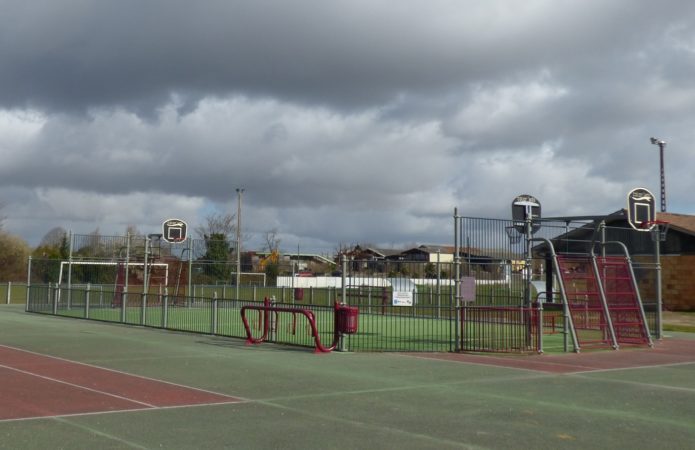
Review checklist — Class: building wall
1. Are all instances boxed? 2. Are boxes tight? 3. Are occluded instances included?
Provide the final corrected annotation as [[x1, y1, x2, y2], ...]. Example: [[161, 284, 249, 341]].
[[661, 255, 695, 311], [632, 255, 695, 311]]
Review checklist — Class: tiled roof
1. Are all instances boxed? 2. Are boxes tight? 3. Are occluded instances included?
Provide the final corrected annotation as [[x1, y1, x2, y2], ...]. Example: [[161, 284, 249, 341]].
[[656, 212, 695, 236]]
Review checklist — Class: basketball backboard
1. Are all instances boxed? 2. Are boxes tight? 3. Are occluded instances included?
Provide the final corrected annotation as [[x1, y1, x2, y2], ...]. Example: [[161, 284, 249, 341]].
[[162, 218, 188, 243], [511, 194, 541, 234], [626, 188, 656, 231]]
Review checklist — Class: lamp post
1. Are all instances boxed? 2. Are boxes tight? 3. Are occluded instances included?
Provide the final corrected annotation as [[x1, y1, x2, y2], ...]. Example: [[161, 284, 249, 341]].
[[236, 188, 244, 299], [650, 137, 667, 212]]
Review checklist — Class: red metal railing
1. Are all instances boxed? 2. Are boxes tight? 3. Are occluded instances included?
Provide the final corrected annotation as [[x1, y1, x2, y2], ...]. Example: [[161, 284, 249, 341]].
[[240, 298, 358, 353], [459, 306, 542, 353]]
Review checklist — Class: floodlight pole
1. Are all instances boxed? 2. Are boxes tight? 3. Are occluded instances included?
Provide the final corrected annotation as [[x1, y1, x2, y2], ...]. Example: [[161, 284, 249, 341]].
[[650, 137, 667, 212], [236, 188, 244, 300]]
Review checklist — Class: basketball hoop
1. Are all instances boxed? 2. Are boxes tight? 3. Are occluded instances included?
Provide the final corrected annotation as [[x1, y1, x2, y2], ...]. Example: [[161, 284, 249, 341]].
[[640, 220, 670, 242]]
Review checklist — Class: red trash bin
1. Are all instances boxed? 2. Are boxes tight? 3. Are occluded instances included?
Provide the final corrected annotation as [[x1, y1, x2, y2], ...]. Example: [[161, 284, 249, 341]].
[[336, 305, 359, 334]]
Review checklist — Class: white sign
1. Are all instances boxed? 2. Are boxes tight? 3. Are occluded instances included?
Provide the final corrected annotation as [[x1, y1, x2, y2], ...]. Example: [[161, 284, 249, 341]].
[[392, 290, 413, 307], [460, 277, 476, 303]]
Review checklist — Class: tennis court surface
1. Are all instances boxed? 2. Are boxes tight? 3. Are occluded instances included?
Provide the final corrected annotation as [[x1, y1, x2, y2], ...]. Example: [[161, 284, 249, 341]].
[[2, 305, 695, 449]]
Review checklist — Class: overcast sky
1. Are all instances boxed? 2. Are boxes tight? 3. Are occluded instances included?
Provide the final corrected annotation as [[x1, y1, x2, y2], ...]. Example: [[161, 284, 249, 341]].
[[1, 0, 694, 253]]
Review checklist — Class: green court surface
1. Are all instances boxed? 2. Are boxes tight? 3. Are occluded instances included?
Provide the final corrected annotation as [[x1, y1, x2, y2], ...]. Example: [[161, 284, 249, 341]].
[[2, 304, 694, 449]]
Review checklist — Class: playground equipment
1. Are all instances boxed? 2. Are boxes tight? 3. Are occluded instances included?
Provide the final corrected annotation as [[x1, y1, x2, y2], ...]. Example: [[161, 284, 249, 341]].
[[241, 297, 359, 353], [532, 237, 653, 353]]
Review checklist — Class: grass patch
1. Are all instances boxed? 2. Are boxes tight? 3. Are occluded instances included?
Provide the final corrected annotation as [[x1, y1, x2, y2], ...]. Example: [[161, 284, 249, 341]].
[[663, 324, 695, 333]]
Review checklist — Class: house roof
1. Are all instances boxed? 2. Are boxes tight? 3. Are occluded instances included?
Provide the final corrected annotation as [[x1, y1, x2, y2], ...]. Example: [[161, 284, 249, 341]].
[[656, 212, 695, 236], [399, 245, 454, 255], [354, 246, 403, 257], [253, 251, 334, 265]]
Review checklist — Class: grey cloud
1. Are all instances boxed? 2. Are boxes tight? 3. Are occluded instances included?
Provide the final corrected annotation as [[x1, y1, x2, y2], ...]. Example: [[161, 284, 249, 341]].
[[2, 1, 695, 249], [3, 0, 692, 115]]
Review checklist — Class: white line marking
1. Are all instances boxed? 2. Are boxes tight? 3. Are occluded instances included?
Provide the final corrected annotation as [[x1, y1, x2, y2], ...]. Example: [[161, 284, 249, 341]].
[[0, 399, 247, 424], [571, 360, 695, 374], [0, 363, 157, 407], [396, 353, 599, 373], [0, 344, 244, 401]]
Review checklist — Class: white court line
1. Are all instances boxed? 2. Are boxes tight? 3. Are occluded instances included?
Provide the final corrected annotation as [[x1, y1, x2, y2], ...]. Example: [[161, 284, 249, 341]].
[[396, 352, 600, 373], [571, 360, 695, 374], [0, 363, 157, 408], [0, 344, 246, 401], [0, 399, 245, 424]]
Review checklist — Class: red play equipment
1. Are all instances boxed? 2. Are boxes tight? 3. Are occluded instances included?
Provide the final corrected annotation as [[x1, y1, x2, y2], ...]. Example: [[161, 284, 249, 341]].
[[241, 298, 358, 353]]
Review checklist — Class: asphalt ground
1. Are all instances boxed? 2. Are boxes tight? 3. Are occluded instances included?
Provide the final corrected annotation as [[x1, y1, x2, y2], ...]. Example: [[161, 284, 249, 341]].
[[1, 304, 694, 450]]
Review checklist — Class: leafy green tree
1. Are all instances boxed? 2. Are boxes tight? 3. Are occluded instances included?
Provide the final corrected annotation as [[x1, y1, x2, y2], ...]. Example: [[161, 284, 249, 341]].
[[201, 233, 232, 283]]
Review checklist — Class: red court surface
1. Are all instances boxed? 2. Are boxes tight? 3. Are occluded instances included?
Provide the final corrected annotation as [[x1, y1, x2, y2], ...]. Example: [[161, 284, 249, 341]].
[[408, 337, 695, 374], [0, 345, 242, 421]]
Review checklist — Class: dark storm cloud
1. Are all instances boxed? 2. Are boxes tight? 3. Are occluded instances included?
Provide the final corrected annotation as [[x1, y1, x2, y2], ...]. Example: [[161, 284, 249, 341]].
[[2, 0, 690, 115]]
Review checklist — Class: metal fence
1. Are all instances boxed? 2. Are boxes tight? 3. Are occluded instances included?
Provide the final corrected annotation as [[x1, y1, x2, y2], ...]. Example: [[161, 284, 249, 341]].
[[0, 282, 27, 304], [23, 216, 663, 354]]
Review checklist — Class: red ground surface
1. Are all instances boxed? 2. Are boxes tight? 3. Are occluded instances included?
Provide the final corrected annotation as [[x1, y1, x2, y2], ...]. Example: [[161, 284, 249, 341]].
[[409, 337, 695, 374], [0, 345, 242, 421]]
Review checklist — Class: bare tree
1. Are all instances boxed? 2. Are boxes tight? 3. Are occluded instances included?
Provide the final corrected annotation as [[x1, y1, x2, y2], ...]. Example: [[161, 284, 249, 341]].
[[195, 212, 236, 240], [263, 228, 281, 253], [39, 227, 68, 248], [125, 224, 144, 238]]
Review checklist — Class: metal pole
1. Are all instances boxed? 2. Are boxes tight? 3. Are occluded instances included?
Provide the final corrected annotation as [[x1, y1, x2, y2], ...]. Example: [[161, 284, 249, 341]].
[[650, 138, 667, 212], [659, 142, 666, 212], [339, 255, 347, 352], [67, 231, 73, 309], [655, 226, 663, 339], [436, 250, 441, 319], [143, 236, 149, 301], [236, 188, 244, 300], [122, 234, 130, 323], [187, 238, 193, 306], [524, 215, 532, 307], [26, 256, 32, 311], [453, 208, 460, 352], [85, 283, 90, 319]]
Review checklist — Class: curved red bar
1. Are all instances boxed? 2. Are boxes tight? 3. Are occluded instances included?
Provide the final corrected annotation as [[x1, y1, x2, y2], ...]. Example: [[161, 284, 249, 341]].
[[240, 299, 340, 353]]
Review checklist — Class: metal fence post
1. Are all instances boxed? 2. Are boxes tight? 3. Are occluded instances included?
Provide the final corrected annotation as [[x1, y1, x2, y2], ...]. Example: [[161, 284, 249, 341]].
[[141, 292, 147, 326], [187, 238, 193, 306], [67, 231, 73, 310], [52, 282, 58, 315], [453, 208, 461, 352], [212, 293, 218, 334], [339, 255, 347, 352], [654, 228, 663, 339], [125, 233, 131, 301], [163, 289, 169, 328], [85, 283, 90, 319], [436, 251, 441, 319], [6, 281, 11, 305], [121, 287, 127, 323], [26, 256, 32, 310]]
